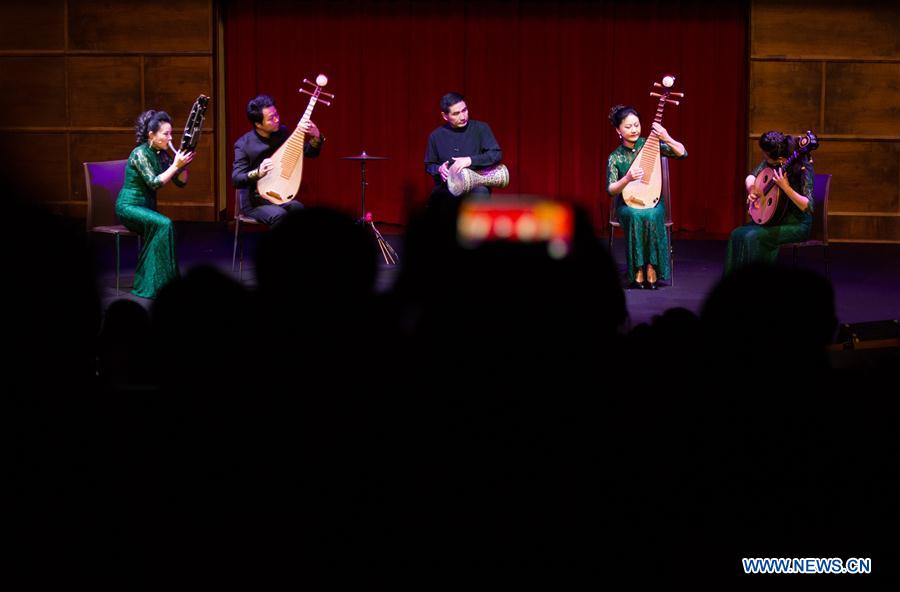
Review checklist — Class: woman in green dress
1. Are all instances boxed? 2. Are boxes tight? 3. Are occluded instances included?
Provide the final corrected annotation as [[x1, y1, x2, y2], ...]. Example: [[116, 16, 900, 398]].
[[724, 131, 814, 274], [606, 105, 687, 289], [117, 110, 194, 298]]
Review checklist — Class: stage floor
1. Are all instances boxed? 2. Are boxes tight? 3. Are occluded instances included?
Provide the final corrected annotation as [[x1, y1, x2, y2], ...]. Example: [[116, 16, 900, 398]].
[[94, 222, 900, 329]]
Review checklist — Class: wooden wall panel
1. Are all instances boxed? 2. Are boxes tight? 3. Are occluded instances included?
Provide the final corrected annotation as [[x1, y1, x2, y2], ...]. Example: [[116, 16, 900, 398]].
[[69, 133, 215, 220], [811, 141, 900, 213], [752, 0, 900, 60], [158, 134, 214, 206], [825, 63, 900, 136], [68, 0, 212, 52], [2, 1, 217, 222], [749, 61, 821, 135], [747, 139, 900, 213], [2, 133, 70, 203], [745, 138, 771, 184], [144, 57, 215, 129], [69, 132, 136, 202], [68, 57, 142, 127], [0, 58, 67, 127], [751, 0, 900, 242], [0, 1, 65, 51], [830, 215, 900, 242]]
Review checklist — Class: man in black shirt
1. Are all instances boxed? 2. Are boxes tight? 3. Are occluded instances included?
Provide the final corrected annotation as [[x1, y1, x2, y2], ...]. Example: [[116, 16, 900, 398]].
[[233, 94, 324, 225], [424, 92, 502, 201]]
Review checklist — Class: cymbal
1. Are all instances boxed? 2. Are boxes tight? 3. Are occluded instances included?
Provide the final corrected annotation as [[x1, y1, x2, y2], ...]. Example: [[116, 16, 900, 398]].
[[342, 150, 388, 160]]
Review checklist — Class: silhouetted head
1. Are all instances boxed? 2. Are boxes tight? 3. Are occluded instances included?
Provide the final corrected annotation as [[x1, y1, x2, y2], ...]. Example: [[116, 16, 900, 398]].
[[151, 265, 255, 387], [255, 207, 378, 310], [701, 264, 837, 373]]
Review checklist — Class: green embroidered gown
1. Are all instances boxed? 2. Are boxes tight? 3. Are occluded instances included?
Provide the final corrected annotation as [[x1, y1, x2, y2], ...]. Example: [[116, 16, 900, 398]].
[[606, 138, 686, 282], [724, 160, 814, 274], [116, 143, 184, 298]]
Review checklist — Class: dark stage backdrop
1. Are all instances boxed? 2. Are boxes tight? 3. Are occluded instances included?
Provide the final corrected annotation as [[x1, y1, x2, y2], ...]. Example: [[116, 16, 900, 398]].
[[224, 0, 748, 236]]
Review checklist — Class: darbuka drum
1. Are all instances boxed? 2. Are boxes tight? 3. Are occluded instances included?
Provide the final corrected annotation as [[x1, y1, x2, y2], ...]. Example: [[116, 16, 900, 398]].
[[447, 163, 510, 197]]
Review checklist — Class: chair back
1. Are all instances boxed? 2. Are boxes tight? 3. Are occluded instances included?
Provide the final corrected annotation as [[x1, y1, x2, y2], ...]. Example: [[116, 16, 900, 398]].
[[808, 173, 831, 245], [661, 156, 673, 226], [84, 159, 128, 230]]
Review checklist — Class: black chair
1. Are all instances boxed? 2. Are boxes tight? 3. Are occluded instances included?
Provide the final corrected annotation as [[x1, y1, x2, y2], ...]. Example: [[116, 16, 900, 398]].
[[84, 160, 141, 294], [608, 156, 674, 285], [232, 189, 266, 280]]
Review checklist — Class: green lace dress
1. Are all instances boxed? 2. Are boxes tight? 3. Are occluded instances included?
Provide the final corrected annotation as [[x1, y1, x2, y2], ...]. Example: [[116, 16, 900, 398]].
[[724, 161, 814, 274], [606, 138, 686, 282], [116, 143, 184, 298]]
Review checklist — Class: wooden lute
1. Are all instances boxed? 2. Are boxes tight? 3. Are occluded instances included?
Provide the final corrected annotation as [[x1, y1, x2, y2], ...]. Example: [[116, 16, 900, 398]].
[[622, 76, 683, 209], [257, 74, 334, 204], [749, 130, 818, 225]]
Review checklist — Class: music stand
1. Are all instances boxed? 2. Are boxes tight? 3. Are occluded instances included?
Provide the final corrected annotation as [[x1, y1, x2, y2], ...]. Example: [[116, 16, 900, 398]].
[[342, 151, 399, 265]]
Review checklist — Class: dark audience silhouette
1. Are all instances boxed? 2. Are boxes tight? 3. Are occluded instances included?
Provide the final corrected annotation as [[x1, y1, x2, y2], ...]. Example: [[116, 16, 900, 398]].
[[4, 170, 896, 585]]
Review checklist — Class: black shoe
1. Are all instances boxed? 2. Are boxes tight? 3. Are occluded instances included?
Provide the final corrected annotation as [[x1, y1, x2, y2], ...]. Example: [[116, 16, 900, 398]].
[[628, 281, 645, 290], [645, 281, 658, 290]]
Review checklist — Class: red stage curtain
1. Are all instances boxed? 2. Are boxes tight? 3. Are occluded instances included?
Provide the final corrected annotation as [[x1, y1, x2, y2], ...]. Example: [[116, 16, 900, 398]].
[[224, 0, 748, 236]]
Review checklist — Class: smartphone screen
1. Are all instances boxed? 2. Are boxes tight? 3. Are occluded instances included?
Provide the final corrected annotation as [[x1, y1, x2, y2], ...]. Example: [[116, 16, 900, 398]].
[[457, 198, 573, 259]]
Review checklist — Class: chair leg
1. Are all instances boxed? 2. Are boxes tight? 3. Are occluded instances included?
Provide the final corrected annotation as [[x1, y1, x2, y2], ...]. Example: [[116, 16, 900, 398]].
[[115, 233, 121, 295], [823, 245, 830, 278], [608, 224, 614, 254]]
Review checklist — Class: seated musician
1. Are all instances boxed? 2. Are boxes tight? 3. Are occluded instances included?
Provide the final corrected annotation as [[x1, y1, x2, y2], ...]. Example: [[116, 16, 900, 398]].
[[233, 94, 324, 226], [606, 104, 686, 289], [424, 92, 502, 203], [724, 131, 814, 274], [116, 110, 194, 299]]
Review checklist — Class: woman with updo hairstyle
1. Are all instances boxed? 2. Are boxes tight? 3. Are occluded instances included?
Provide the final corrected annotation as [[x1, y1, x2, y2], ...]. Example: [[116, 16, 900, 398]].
[[116, 110, 194, 298], [606, 104, 687, 289], [724, 130, 814, 273]]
